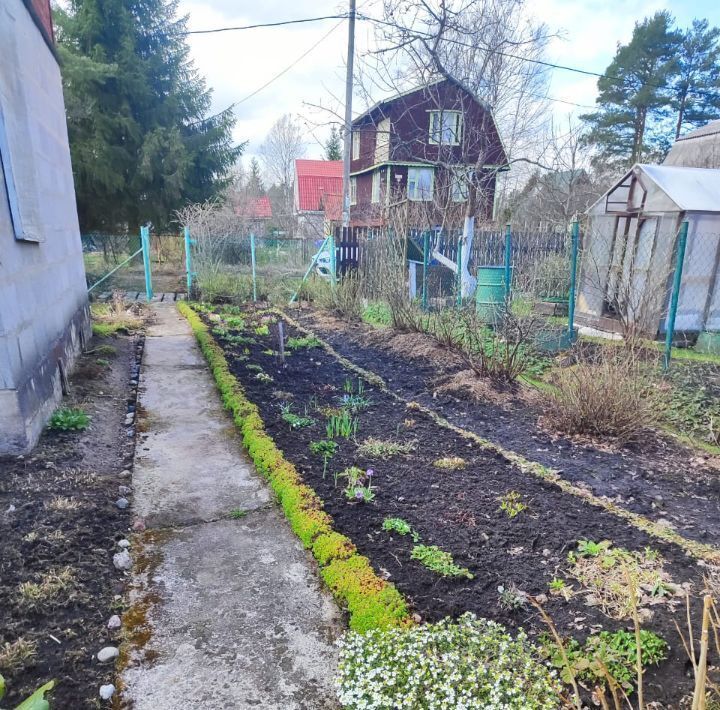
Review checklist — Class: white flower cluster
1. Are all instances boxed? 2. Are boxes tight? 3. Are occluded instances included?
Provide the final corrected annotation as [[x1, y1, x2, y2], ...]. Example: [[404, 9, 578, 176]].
[[335, 613, 561, 710]]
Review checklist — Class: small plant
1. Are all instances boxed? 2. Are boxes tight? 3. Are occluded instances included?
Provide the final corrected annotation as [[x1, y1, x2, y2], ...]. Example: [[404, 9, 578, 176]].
[[336, 613, 561, 709], [47, 407, 90, 432], [254, 324, 269, 336], [498, 490, 527, 518], [229, 508, 248, 519], [548, 577, 573, 601], [95, 358, 110, 367], [326, 410, 358, 439], [280, 403, 315, 429], [94, 344, 116, 357], [18, 567, 76, 610], [410, 544, 473, 579], [309, 439, 338, 478], [255, 372, 274, 383], [45, 496, 81, 512], [223, 316, 245, 329], [497, 583, 528, 610], [339, 467, 375, 503], [286, 336, 321, 350], [575, 539, 609, 558], [246, 363, 263, 372], [0, 637, 37, 674], [356, 438, 415, 458], [0, 676, 55, 709], [432, 456, 466, 470], [382, 517, 420, 542]]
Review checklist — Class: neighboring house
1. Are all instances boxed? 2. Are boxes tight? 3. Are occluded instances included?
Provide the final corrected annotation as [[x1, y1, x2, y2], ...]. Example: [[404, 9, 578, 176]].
[[577, 164, 720, 336], [294, 159, 342, 238], [0, 0, 90, 454], [664, 120, 720, 169], [349, 77, 508, 228], [234, 195, 272, 236]]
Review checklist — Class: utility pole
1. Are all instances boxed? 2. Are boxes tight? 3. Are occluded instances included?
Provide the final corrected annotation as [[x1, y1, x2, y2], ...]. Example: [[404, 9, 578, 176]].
[[341, 0, 356, 230]]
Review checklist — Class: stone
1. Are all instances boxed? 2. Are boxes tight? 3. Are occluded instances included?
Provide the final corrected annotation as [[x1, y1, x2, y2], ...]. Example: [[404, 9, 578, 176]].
[[113, 550, 132, 571], [132, 518, 146, 532], [107, 615, 122, 630], [119, 469, 132, 478], [99, 684, 116, 700], [116, 497, 129, 510], [97, 646, 119, 663], [117, 539, 131, 549], [118, 485, 132, 496], [124, 413, 135, 425]]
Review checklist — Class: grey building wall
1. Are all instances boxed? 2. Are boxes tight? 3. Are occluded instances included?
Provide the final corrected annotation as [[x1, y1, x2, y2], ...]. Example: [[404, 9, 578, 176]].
[[0, 0, 90, 454]]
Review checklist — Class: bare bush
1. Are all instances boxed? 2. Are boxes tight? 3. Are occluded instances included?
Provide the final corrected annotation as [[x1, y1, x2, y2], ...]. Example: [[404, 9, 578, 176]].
[[321, 273, 365, 322], [542, 344, 662, 444]]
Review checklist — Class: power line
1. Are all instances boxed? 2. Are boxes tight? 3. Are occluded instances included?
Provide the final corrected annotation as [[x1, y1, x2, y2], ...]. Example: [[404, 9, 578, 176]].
[[182, 14, 349, 36]]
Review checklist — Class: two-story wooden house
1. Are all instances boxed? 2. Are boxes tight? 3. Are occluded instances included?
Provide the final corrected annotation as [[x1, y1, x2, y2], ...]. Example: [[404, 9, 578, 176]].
[[349, 78, 507, 228]]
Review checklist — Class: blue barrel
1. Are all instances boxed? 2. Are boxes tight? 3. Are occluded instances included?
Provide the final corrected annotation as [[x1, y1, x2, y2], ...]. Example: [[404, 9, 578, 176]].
[[476, 266, 510, 322]]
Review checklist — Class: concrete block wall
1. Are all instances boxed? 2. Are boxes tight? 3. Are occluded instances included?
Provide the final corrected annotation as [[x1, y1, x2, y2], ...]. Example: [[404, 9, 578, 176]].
[[0, 0, 90, 454]]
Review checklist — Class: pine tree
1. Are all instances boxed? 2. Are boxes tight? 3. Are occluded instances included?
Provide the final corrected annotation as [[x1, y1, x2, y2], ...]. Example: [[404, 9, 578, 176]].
[[582, 12, 681, 167], [55, 0, 243, 232], [325, 125, 343, 161], [247, 158, 265, 196], [672, 20, 720, 138]]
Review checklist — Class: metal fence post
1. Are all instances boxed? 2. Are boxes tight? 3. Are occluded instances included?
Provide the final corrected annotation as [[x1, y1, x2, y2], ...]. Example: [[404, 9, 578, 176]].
[[183, 226, 194, 297], [422, 230, 429, 311], [568, 221, 580, 341], [140, 225, 153, 302], [330, 228, 337, 286], [456, 237, 463, 307], [504, 224, 512, 302], [664, 221, 689, 370], [250, 232, 258, 302]]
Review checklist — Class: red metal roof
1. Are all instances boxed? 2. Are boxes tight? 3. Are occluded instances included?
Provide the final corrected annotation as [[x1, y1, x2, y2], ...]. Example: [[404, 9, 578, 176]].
[[295, 160, 342, 211], [322, 193, 343, 222], [235, 195, 272, 219]]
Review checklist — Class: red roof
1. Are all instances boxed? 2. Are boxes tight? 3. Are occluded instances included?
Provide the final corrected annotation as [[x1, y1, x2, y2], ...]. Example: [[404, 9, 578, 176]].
[[322, 193, 343, 222], [295, 160, 342, 212], [235, 195, 272, 219]]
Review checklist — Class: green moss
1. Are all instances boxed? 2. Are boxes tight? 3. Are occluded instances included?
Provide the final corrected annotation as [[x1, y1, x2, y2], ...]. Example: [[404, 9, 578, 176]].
[[178, 302, 411, 632]]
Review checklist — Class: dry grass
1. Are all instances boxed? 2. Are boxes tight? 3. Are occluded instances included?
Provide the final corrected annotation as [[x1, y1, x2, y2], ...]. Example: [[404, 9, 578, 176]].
[[45, 496, 81, 512], [17, 567, 76, 610], [0, 637, 38, 674], [433, 456, 467, 470], [356, 438, 416, 458], [542, 345, 662, 445], [91, 291, 146, 335]]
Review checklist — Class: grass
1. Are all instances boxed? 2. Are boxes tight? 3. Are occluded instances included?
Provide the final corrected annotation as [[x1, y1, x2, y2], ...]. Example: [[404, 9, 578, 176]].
[[180, 302, 410, 632], [0, 637, 38, 674], [433, 456, 467, 470], [229, 508, 248, 519], [47, 408, 90, 432], [17, 567, 76, 610], [90, 297, 143, 335], [286, 336, 321, 350], [45, 496, 81, 512], [356, 438, 415, 458]]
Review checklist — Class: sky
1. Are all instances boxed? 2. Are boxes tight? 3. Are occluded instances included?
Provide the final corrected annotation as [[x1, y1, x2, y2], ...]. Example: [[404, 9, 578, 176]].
[[178, 0, 720, 164]]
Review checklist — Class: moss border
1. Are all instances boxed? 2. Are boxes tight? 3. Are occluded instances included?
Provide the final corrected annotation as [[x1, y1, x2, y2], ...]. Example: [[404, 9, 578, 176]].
[[177, 302, 410, 632], [280, 309, 720, 565]]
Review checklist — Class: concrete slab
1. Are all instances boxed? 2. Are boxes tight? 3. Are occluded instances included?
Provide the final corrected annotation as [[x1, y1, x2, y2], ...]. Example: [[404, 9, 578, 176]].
[[122, 514, 341, 709]]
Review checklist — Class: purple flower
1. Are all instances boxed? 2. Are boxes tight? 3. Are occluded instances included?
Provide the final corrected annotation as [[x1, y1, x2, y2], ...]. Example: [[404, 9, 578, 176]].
[[366, 469, 374, 478], [355, 489, 365, 500]]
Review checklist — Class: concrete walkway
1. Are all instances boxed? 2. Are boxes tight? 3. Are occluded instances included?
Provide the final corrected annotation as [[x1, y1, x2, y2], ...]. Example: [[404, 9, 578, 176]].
[[122, 304, 342, 709]]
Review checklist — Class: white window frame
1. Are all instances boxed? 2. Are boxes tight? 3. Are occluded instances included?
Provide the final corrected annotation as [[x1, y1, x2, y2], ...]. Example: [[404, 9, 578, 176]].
[[407, 167, 434, 202], [349, 176, 357, 205], [352, 131, 360, 160], [428, 111, 462, 146], [371, 170, 381, 203]]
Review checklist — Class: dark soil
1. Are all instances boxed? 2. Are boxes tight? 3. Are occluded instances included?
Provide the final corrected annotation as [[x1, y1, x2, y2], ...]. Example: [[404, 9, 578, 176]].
[[294, 310, 720, 550], [210, 308, 716, 708], [0, 334, 142, 707]]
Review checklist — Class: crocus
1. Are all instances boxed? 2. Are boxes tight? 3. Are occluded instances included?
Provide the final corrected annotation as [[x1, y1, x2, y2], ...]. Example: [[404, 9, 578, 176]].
[[366, 469, 374, 477]]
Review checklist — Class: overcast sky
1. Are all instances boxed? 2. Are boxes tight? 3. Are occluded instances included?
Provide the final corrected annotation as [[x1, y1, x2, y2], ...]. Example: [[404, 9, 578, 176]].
[[178, 0, 720, 163]]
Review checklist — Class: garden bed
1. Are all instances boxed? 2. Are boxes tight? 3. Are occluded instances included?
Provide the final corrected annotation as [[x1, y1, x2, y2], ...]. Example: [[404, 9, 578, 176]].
[[0, 333, 141, 707], [293, 309, 720, 550], [200, 304, 718, 707]]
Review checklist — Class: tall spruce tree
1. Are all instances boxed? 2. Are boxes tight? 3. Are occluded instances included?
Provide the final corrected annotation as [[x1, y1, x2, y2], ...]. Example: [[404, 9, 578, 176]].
[[672, 20, 720, 138], [325, 125, 342, 161], [247, 158, 265, 196], [582, 12, 681, 167], [55, 0, 242, 232]]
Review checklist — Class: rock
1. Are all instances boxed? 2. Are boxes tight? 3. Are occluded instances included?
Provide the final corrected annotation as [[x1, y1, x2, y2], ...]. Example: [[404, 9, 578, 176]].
[[119, 469, 131, 478], [97, 646, 119, 663], [132, 518, 146, 532], [115, 497, 129, 510], [99, 684, 115, 700], [113, 550, 132, 571], [118, 485, 132, 496], [6, 504, 16, 514], [107, 615, 121, 630], [117, 539, 131, 549], [124, 413, 134, 425]]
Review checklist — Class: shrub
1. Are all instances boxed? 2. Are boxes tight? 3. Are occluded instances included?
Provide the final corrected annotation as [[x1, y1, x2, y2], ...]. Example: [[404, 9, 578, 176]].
[[542, 345, 661, 444], [321, 272, 364, 322], [47, 408, 90, 431], [410, 544, 473, 579], [336, 613, 561, 709]]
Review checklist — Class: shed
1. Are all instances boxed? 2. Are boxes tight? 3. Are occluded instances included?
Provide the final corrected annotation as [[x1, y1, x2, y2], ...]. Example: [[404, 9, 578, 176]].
[[664, 120, 720, 169], [576, 164, 720, 336]]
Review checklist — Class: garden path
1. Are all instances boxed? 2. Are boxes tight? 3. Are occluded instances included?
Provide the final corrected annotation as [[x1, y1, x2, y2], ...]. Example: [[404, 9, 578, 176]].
[[121, 303, 341, 709]]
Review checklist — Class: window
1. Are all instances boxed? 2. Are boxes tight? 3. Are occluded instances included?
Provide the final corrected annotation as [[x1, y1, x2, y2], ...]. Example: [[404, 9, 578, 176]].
[[429, 111, 462, 145], [0, 104, 27, 240], [350, 177, 357, 205], [352, 131, 360, 160], [407, 167, 433, 201], [375, 118, 390, 163], [451, 168, 471, 202], [371, 171, 381, 203]]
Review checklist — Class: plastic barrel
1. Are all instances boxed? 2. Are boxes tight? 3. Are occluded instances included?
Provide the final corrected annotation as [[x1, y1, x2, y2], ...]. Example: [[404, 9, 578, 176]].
[[476, 266, 510, 322]]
